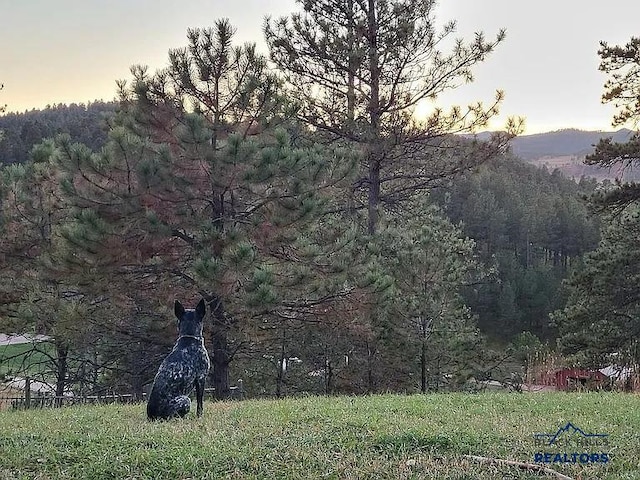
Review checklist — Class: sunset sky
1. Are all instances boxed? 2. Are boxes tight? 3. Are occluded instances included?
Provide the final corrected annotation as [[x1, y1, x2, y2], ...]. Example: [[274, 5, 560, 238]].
[[2, 0, 639, 134]]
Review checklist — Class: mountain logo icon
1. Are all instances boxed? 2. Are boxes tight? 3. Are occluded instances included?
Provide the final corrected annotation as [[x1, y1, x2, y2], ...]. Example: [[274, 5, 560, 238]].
[[534, 422, 608, 446]]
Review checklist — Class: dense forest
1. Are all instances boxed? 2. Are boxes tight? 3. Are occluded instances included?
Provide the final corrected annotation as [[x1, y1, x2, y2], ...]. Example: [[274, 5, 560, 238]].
[[0, 102, 116, 165], [430, 157, 600, 340], [1, 2, 638, 399]]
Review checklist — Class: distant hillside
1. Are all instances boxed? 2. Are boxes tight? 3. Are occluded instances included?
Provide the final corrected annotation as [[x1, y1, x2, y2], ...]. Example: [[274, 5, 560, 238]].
[[470, 128, 637, 181], [2, 106, 636, 181], [0, 102, 116, 165], [509, 128, 639, 181], [510, 128, 635, 161]]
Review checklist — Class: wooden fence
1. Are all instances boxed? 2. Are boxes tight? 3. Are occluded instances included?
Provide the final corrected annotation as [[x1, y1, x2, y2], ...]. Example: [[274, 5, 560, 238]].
[[0, 378, 245, 411]]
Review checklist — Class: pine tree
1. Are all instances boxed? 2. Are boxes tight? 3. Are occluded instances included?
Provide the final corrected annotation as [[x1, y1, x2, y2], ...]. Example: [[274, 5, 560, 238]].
[[265, 0, 520, 234], [597, 38, 640, 128], [586, 37, 640, 211], [553, 37, 640, 370], [264, 2, 525, 392], [367, 204, 484, 391], [47, 21, 357, 398], [553, 210, 640, 368]]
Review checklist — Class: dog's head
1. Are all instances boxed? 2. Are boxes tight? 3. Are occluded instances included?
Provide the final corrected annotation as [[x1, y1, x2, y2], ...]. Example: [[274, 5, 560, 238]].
[[174, 299, 206, 337]]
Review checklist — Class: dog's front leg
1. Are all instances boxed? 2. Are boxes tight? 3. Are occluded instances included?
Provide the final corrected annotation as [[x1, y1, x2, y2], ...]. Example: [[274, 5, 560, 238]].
[[195, 376, 205, 417]]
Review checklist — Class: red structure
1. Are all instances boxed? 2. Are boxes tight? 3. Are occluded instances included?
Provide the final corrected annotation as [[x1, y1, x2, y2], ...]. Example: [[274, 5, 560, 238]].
[[554, 368, 608, 390]]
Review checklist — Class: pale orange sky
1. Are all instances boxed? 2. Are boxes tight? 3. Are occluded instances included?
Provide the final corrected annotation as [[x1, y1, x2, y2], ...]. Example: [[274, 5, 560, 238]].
[[2, 0, 639, 134]]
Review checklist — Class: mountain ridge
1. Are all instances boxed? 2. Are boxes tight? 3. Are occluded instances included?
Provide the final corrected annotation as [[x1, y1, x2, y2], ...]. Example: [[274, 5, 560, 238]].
[[473, 128, 634, 160], [509, 128, 635, 161], [473, 128, 637, 181]]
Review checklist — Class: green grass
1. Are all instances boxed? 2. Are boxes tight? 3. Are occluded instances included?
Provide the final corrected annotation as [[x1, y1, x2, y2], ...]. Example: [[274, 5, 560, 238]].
[[0, 342, 54, 379], [0, 392, 638, 479]]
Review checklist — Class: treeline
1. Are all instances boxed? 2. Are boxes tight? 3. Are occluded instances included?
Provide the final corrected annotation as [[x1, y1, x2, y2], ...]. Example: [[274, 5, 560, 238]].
[[0, 108, 600, 342], [0, 102, 116, 164], [0, 3, 609, 399]]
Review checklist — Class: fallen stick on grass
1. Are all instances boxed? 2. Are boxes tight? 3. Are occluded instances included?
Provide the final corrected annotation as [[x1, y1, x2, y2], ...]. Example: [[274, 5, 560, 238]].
[[463, 454, 574, 480]]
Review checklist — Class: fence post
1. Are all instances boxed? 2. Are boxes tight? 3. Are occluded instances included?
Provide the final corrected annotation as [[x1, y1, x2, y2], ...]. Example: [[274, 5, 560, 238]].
[[236, 379, 245, 400], [24, 377, 31, 409]]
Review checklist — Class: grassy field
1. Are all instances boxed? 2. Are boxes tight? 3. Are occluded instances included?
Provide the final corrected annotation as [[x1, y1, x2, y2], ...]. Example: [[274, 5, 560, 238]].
[[0, 342, 54, 379], [0, 392, 638, 479]]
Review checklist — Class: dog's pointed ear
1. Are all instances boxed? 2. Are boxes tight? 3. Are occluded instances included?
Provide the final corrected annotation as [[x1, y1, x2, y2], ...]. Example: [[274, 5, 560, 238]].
[[196, 298, 206, 318], [174, 300, 185, 319]]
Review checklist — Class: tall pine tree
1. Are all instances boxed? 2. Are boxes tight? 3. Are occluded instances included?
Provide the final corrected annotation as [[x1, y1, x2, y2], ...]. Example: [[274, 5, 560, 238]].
[[265, 0, 519, 234], [47, 21, 356, 398]]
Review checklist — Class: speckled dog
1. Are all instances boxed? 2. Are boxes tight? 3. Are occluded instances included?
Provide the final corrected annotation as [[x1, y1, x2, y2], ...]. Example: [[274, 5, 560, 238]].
[[147, 299, 210, 420]]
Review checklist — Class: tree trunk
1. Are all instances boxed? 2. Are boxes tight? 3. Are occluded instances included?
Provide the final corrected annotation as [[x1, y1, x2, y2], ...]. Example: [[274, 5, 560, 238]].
[[24, 377, 31, 409], [55, 343, 68, 407], [346, 0, 356, 125], [421, 340, 427, 394], [206, 294, 231, 400], [420, 316, 431, 393], [366, 340, 376, 393], [276, 325, 287, 398], [209, 328, 230, 400], [366, 0, 381, 235], [324, 356, 334, 395], [368, 160, 381, 235], [131, 369, 144, 401]]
